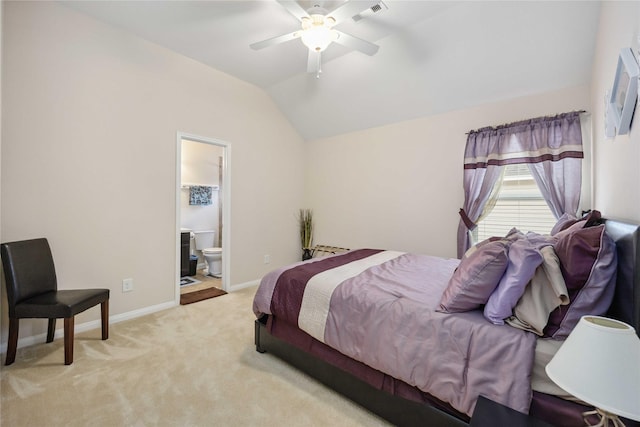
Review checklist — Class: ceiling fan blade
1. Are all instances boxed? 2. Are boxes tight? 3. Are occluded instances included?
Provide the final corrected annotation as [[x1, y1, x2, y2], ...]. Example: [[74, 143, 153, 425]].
[[327, 0, 380, 25], [277, 0, 310, 22], [334, 30, 379, 56], [250, 30, 301, 50], [307, 50, 321, 75]]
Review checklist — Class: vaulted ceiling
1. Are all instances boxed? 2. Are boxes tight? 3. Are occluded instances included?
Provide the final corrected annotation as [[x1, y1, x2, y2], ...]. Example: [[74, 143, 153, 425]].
[[62, 1, 601, 140]]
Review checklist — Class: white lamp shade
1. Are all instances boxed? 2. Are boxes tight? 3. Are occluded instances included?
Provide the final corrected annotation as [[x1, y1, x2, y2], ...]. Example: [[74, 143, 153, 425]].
[[545, 316, 640, 421], [300, 26, 337, 52]]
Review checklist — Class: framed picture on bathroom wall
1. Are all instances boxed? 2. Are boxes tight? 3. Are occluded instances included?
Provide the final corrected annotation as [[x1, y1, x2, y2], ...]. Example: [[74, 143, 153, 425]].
[[605, 47, 639, 136]]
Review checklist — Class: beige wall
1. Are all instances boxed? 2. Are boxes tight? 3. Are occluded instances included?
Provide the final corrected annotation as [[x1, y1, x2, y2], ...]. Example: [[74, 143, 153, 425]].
[[590, 1, 640, 222], [0, 2, 3, 245], [180, 140, 223, 236], [3, 0, 640, 350], [1, 2, 305, 343], [0, 2, 3, 340], [305, 1, 640, 265], [305, 85, 591, 259]]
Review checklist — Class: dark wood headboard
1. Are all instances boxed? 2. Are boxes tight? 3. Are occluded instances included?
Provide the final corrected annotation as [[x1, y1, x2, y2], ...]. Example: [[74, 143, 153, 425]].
[[603, 218, 640, 337]]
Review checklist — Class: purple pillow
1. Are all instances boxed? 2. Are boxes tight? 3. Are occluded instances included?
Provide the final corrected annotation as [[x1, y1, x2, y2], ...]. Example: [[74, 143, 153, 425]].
[[543, 224, 617, 339], [438, 240, 510, 313], [525, 231, 554, 250], [505, 227, 525, 240], [550, 213, 579, 235], [551, 210, 603, 236], [484, 237, 544, 325], [463, 236, 503, 258]]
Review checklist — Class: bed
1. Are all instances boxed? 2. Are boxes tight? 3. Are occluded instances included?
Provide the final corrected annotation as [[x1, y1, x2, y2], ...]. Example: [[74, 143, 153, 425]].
[[253, 216, 640, 426]]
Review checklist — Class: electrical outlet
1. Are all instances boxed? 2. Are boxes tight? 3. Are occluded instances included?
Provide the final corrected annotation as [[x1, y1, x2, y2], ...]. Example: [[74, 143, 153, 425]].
[[122, 278, 134, 293], [264, 254, 270, 264]]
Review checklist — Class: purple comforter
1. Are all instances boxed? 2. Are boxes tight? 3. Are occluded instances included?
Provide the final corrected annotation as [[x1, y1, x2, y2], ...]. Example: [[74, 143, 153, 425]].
[[253, 249, 537, 416]]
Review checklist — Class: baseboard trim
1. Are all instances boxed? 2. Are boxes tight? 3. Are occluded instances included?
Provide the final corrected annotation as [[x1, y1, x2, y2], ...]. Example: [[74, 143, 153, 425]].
[[1, 280, 260, 354], [0, 300, 177, 354], [228, 279, 259, 292]]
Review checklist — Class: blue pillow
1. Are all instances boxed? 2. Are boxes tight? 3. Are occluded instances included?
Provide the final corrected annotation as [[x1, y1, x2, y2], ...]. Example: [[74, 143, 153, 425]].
[[484, 237, 544, 325]]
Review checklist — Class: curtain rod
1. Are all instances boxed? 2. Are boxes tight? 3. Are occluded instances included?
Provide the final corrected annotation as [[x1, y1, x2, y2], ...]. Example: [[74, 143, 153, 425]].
[[466, 110, 587, 135], [180, 184, 219, 190]]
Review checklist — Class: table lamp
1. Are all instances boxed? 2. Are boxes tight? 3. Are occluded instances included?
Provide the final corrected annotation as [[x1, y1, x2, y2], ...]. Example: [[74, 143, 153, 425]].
[[546, 316, 640, 427]]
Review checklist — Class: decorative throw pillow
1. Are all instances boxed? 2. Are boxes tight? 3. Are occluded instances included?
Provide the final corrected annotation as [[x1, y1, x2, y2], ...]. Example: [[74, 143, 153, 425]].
[[543, 223, 617, 339], [463, 236, 503, 259], [505, 227, 525, 241], [484, 237, 544, 325], [438, 240, 510, 313], [551, 210, 603, 236], [505, 246, 569, 336], [582, 210, 603, 227], [525, 231, 555, 251], [550, 213, 579, 235]]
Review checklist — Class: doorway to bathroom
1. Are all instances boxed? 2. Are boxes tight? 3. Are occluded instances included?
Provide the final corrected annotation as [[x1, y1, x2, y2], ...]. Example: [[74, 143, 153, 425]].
[[175, 132, 230, 304]]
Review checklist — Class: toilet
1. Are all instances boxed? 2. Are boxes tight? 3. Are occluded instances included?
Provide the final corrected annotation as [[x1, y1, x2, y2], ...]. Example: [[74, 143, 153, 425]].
[[193, 230, 223, 277]]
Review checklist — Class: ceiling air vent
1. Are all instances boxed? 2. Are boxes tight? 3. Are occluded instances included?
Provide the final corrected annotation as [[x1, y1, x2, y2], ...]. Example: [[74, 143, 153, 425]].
[[352, 1, 388, 22], [370, 3, 384, 13]]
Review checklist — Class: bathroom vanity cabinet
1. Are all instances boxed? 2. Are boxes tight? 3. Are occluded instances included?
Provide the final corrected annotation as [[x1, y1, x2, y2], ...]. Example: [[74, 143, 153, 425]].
[[180, 232, 190, 277]]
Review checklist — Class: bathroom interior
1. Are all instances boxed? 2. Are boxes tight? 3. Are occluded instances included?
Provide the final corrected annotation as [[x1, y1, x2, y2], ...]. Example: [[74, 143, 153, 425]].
[[179, 138, 225, 293]]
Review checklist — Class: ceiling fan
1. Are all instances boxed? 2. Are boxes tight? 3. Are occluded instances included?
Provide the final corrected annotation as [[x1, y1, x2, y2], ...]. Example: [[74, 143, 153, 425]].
[[250, 0, 382, 78]]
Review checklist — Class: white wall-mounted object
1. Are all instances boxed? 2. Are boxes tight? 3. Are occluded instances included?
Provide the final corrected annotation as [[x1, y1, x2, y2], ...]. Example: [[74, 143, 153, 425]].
[[605, 47, 639, 136], [637, 36, 640, 102], [604, 90, 616, 138]]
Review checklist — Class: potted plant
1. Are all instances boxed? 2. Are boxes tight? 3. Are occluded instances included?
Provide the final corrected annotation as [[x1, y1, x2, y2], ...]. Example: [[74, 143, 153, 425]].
[[299, 208, 314, 261]]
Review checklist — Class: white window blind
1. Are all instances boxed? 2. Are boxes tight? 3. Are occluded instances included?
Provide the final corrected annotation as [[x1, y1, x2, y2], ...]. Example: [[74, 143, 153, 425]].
[[473, 164, 557, 242]]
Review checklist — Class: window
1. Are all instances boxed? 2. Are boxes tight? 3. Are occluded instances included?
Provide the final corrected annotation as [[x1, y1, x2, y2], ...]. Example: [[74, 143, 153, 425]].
[[473, 164, 557, 242]]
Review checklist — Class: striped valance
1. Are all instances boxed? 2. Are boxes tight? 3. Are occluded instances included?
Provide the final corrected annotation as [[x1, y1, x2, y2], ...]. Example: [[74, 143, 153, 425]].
[[464, 112, 584, 170]]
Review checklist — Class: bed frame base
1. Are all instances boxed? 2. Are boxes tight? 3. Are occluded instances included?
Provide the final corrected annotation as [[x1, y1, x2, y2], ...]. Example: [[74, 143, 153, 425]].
[[255, 318, 467, 427]]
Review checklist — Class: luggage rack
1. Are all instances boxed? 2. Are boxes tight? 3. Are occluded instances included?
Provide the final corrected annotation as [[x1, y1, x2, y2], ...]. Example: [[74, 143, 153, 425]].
[[311, 245, 350, 257]]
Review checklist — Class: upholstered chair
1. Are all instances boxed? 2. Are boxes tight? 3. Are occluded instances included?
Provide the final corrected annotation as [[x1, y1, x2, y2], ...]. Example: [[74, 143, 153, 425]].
[[1, 238, 109, 365]]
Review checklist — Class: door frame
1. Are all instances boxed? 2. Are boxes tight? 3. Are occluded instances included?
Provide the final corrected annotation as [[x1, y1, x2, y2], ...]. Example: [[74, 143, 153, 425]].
[[175, 131, 231, 303]]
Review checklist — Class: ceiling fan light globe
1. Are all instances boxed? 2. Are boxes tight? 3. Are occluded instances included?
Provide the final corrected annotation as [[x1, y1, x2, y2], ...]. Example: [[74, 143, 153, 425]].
[[301, 26, 337, 52]]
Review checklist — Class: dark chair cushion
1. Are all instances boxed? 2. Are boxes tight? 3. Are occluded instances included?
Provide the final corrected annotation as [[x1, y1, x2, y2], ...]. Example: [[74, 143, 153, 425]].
[[14, 289, 110, 319]]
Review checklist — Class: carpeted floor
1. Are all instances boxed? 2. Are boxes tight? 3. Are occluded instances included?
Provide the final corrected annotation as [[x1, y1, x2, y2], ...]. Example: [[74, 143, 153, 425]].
[[0, 286, 390, 426]]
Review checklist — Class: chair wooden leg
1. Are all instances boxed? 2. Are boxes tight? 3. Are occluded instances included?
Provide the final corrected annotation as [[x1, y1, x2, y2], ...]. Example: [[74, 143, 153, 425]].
[[101, 300, 109, 340], [6, 318, 19, 365], [46, 318, 56, 343], [64, 317, 74, 365]]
